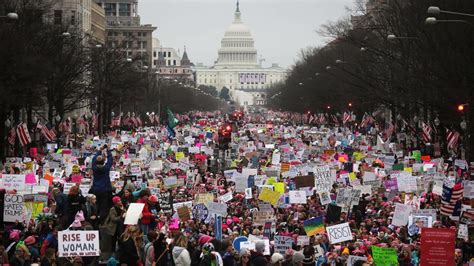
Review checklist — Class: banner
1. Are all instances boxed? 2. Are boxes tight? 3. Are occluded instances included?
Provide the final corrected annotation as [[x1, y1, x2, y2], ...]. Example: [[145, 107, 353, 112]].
[[258, 187, 281, 206], [326, 222, 353, 244], [421, 228, 455, 266], [314, 166, 331, 191], [371, 246, 398, 266], [58, 230, 100, 257], [303, 216, 325, 236], [274, 236, 293, 254]]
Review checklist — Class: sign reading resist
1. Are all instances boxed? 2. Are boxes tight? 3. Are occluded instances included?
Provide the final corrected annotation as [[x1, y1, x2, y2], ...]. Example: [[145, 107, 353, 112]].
[[326, 222, 353, 244]]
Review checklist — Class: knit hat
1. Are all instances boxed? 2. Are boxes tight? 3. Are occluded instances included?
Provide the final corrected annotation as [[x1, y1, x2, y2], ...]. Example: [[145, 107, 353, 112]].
[[149, 195, 158, 203], [24, 236, 36, 246], [9, 230, 20, 241], [255, 241, 265, 253], [198, 235, 212, 246], [112, 196, 121, 204], [70, 219, 82, 228], [292, 252, 305, 263], [270, 253, 285, 264]]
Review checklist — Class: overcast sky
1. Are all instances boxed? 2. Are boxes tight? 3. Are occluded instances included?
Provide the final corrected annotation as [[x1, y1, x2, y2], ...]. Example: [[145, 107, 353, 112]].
[[139, 0, 354, 68]]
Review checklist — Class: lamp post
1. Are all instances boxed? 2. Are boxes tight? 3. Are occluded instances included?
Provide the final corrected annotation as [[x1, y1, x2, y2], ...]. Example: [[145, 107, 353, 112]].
[[0, 13, 19, 20], [425, 17, 473, 27], [427, 6, 474, 17], [387, 34, 420, 41]]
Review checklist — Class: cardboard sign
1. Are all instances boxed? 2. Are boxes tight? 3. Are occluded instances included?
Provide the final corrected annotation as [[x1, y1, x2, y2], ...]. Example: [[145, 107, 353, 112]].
[[294, 175, 314, 189], [157, 192, 173, 214], [326, 222, 353, 244], [274, 236, 293, 254], [297, 235, 310, 246], [124, 203, 145, 225], [192, 204, 209, 222], [219, 192, 233, 203], [253, 210, 275, 225], [4, 194, 26, 222], [371, 246, 398, 266], [347, 256, 367, 266], [421, 228, 455, 266], [177, 206, 191, 221], [207, 202, 228, 217], [58, 231, 100, 257], [163, 176, 178, 188], [195, 193, 214, 207]]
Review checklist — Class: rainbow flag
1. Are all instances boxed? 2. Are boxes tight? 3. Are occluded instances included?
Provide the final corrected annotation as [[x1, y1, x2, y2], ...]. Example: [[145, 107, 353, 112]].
[[304, 216, 325, 236]]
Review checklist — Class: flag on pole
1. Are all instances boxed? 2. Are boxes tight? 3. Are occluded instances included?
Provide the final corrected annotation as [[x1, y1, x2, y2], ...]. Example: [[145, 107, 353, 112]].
[[167, 107, 179, 129], [421, 122, 432, 143], [440, 182, 463, 217], [343, 112, 351, 124], [446, 129, 460, 150], [16, 123, 31, 146], [8, 127, 16, 145], [37, 123, 56, 142]]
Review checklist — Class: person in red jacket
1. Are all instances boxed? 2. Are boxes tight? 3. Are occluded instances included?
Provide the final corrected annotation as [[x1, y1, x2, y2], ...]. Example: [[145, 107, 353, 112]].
[[136, 189, 155, 238]]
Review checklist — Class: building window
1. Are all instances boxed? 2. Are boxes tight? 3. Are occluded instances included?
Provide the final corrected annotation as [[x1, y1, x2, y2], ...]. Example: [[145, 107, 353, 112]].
[[173, 60, 176, 65], [153, 51, 156, 57], [153, 60, 157, 66], [119, 3, 131, 16], [54, 10, 62, 25], [142, 32, 147, 37], [167, 60, 170, 66], [168, 52, 171, 57], [104, 3, 117, 16], [70, 10, 76, 25]]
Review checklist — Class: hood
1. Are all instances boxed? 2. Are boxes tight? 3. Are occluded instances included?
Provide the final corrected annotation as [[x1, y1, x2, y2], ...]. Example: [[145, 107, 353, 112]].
[[173, 246, 186, 258], [95, 164, 106, 173]]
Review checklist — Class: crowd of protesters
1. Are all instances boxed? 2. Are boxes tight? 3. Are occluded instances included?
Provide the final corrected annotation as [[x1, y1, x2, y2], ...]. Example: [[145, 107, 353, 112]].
[[0, 110, 473, 266]]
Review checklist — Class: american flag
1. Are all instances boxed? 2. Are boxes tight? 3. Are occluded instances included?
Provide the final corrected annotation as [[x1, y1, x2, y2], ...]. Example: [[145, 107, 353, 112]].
[[421, 122, 432, 143], [111, 116, 121, 127], [360, 113, 373, 128], [8, 127, 16, 145], [331, 114, 339, 124], [91, 114, 98, 131], [16, 123, 31, 146], [343, 112, 351, 124], [308, 115, 314, 124], [446, 129, 460, 150], [136, 116, 142, 127], [440, 182, 464, 217], [37, 123, 56, 142], [318, 113, 326, 124]]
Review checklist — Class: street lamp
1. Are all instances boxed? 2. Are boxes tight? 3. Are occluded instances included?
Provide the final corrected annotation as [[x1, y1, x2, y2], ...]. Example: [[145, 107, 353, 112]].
[[298, 82, 304, 86], [62, 32, 71, 37], [425, 17, 473, 26], [0, 13, 19, 20], [4, 118, 11, 127], [387, 34, 419, 41], [326, 66, 331, 70], [315, 72, 320, 76], [360, 47, 367, 52], [427, 6, 474, 17]]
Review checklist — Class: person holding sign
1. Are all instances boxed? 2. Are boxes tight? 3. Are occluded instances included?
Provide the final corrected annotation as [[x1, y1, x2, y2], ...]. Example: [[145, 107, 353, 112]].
[[90, 144, 114, 224]]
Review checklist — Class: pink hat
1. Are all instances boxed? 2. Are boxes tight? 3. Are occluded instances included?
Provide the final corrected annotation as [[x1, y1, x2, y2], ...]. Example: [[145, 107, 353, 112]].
[[9, 230, 20, 241], [24, 236, 36, 245], [199, 235, 212, 246], [112, 196, 121, 204], [149, 195, 158, 203]]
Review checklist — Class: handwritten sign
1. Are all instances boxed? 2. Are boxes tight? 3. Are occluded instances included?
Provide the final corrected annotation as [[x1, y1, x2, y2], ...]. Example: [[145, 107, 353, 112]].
[[274, 236, 293, 254], [1, 174, 26, 192], [58, 231, 100, 257], [314, 166, 331, 191], [289, 190, 307, 204], [4, 194, 26, 222], [326, 222, 353, 244], [421, 228, 455, 266], [157, 191, 173, 214], [258, 187, 281, 206], [372, 246, 398, 266], [207, 202, 228, 217]]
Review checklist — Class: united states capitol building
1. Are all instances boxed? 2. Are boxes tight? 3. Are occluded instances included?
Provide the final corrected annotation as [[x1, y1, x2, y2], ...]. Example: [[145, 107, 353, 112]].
[[195, 1, 287, 107]]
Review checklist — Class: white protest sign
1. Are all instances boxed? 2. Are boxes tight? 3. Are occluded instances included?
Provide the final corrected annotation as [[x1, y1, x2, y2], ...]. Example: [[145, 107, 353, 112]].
[[163, 176, 178, 188], [314, 166, 332, 192], [347, 255, 367, 266], [4, 194, 26, 222], [395, 173, 417, 192], [297, 235, 310, 246], [392, 203, 412, 226], [124, 203, 145, 225], [1, 174, 26, 192], [58, 230, 100, 257], [219, 192, 233, 203], [207, 202, 228, 217], [245, 188, 253, 199], [274, 236, 293, 254], [289, 191, 307, 204], [109, 171, 120, 180], [326, 222, 353, 244], [318, 191, 332, 205]]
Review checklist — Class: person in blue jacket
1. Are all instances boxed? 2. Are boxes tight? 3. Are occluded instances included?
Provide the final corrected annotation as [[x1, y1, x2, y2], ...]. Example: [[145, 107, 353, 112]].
[[91, 145, 114, 224]]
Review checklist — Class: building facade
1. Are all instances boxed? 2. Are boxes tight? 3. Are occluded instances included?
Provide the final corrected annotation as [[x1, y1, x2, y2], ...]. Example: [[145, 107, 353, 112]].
[[91, 2, 106, 43], [93, 0, 156, 67], [48, 0, 92, 33], [195, 1, 287, 106], [151, 39, 195, 85]]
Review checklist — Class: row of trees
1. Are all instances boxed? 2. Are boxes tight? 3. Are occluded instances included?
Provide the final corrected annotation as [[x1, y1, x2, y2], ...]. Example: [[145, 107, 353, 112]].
[[0, 0, 225, 158], [267, 0, 474, 159]]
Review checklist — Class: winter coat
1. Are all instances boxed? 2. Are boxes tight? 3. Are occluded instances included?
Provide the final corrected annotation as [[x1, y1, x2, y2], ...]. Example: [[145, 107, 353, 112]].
[[91, 151, 113, 193], [118, 237, 139, 265], [136, 198, 153, 225], [172, 246, 191, 266], [250, 251, 267, 266]]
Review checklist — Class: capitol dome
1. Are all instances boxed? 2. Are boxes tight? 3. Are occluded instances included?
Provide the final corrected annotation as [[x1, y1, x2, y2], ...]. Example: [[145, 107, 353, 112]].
[[215, 1, 259, 69]]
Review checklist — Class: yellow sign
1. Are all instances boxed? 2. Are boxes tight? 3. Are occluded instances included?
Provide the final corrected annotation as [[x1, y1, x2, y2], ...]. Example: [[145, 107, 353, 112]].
[[266, 177, 276, 185], [274, 182, 285, 193], [195, 193, 214, 206], [349, 172, 357, 181], [72, 165, 80, 174], [404, 167, 413, 174], [176, 152, 185, 161], [258, 187, 281, 206], [353, 152, 365, 161]]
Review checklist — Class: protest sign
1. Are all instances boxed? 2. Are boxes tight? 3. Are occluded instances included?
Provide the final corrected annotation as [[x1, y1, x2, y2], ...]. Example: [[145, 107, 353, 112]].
[[318, 191, 332, 205], [207, 202, 228, 217], [258, 187, 281, 206], [326, 222, 352, 244], [195, 193, 214, 206], [177, 206, 191, 221], [58, 230, 100, 257], [314, 166, 331, 191], [253, 210, 275, 225], [392, 203, 412, 226], [234, 176, 249, 192], [157, 191, 173, 214], [163, 176, 178, 188], [412, 209, 437, 221], [347, 256, 367, 266], [396, 173, 417, 192], [245, 187, 253, 199], [1, 174, 26, 192], [326, 204, 342, 223], [350, 189, 361, 206], [289, 190, 307, 204], [4, 194, 26, 222], [336, 188, 352, 207], [371, 246, 398, 266], [294, 175, 314, 189], [219, 192, 233, 203], [192, 204, 209, 222], [297, 235, 310, 246], [421, 228, 455, 266], [274, 236, 293, 254], [124, 203, 145, 225]]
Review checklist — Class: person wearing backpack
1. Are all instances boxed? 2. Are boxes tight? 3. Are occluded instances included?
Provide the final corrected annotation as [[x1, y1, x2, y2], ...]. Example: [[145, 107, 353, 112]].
[[144, 231, 158, 266]]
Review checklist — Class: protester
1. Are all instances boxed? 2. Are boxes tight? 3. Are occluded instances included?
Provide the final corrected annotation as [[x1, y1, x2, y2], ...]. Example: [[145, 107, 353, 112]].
[[91, 145, 114, 223], [172, 232, 191, 266], [118, 225, 142, 266]]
